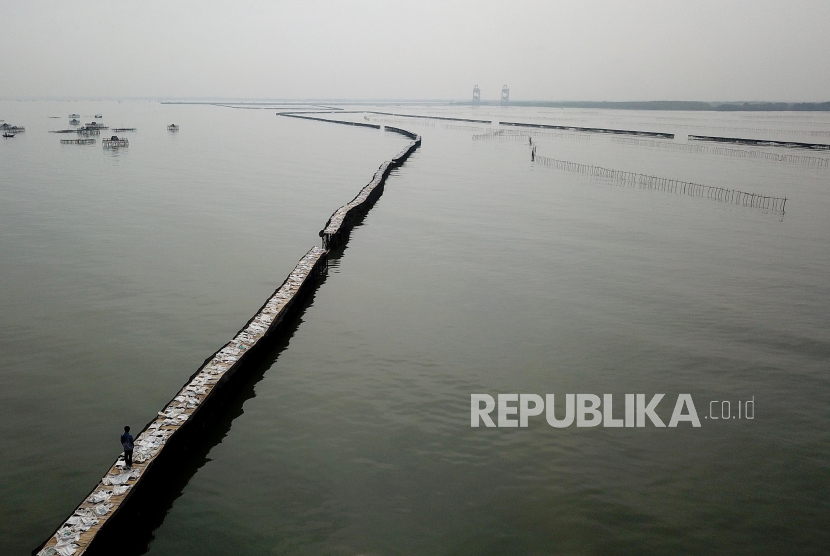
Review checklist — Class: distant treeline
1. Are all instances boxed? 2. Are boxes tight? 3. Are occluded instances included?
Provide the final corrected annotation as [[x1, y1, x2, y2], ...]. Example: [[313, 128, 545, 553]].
[[453, 100, 830, 112]]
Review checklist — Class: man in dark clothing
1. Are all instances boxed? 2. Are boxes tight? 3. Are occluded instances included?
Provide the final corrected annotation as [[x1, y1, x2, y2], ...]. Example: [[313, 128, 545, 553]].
[[121, 426, 134, 469]]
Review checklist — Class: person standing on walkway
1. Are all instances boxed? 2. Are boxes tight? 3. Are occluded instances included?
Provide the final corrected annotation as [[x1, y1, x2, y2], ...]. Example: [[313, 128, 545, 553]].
[[121, 426, 134, 469]]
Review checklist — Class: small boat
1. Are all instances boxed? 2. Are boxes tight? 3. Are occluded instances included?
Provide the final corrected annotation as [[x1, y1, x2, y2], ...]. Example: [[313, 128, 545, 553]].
[[3, 133, 14, 138], [95, 114, 103, 118], [167, 124, 179, 131]]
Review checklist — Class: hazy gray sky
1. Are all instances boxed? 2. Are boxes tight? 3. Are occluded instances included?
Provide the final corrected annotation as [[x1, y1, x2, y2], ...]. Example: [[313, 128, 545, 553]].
[[3, 0, 829, 101]]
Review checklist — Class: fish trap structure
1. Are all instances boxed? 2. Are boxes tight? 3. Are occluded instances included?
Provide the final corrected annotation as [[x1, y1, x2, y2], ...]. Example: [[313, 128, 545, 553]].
[[167, 124, 179, 131], [34, 120, 421, 556], [112, 128, 136, 132], [61, 138, 96, 145], [534, 154, 787, 213], [102, 136, 128, 148]]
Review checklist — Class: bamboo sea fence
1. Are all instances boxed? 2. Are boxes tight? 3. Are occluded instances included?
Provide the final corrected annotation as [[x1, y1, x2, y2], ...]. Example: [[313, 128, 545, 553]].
[[708, 146, 829, 168], [654, 123, 830, 138], [365, 111, 491, 124], [443, 124, 487, 132], [688, 134, 830, 151], [499, 120, 674, 139], [34, 119, 421, 556], [533, 154, 787, 213], [610, 137, 709, 154], [592, 136, 830, 169], [364, 116, 437, 127], [473, 129, 591, 142]]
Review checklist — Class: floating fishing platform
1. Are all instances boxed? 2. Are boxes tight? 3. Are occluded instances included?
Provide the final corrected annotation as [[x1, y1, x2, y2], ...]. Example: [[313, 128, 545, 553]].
[[78, 128, 101, 136], [70, 119, 80, 125], [69, 114, 80, 118], [1, 123, 25, 133], [61, 138, 96, 145], [34, 120, 422, 556], [84, 123, 108, 130], [167, 124, 179, 131], [688, 134, 830, 150], [102, 136, 128, 148], [500, 120, 674, 139]]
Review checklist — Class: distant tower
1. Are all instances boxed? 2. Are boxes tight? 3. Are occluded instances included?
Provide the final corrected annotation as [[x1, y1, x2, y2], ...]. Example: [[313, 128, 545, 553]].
[[473, 85, 481, 103], [501, 85, 510, 104]]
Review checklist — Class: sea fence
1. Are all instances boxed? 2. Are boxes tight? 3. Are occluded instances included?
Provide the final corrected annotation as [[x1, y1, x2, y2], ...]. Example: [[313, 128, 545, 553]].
[[611, 137, 709, 153], [499, 120, 674, 139], [659, 122, 830, 138], [364, 116, 436, 128], [709, 146, 829, 168], [534, 154, 786, 213], [279, 113, 381, 129], [443, 124, 486, 132], [366, 111, 491, 124], [473, 129, 591, 142], [34, 122, 421, 556], [689, 134, 830, 151], [320, 126, 421, 249], [610, 137, 829, 168]]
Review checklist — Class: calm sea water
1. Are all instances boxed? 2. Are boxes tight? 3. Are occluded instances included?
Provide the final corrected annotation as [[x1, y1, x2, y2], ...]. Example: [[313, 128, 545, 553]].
[[1, 101, 829, 555]]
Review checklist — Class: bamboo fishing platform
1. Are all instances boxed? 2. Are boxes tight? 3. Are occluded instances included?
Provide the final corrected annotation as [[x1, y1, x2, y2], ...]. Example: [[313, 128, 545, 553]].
[[34, 120, 421, 556], [102, 136, 128, 148], [61, 138, 96, 145]]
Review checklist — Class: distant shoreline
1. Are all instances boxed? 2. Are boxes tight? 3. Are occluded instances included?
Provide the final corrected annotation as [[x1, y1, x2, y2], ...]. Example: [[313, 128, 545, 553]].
[[451, 100, 830, 111], [4, 98, 829, 111]]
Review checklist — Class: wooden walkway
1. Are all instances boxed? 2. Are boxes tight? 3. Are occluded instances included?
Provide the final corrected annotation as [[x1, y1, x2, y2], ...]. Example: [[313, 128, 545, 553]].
[[34, 121, 421, 556]]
